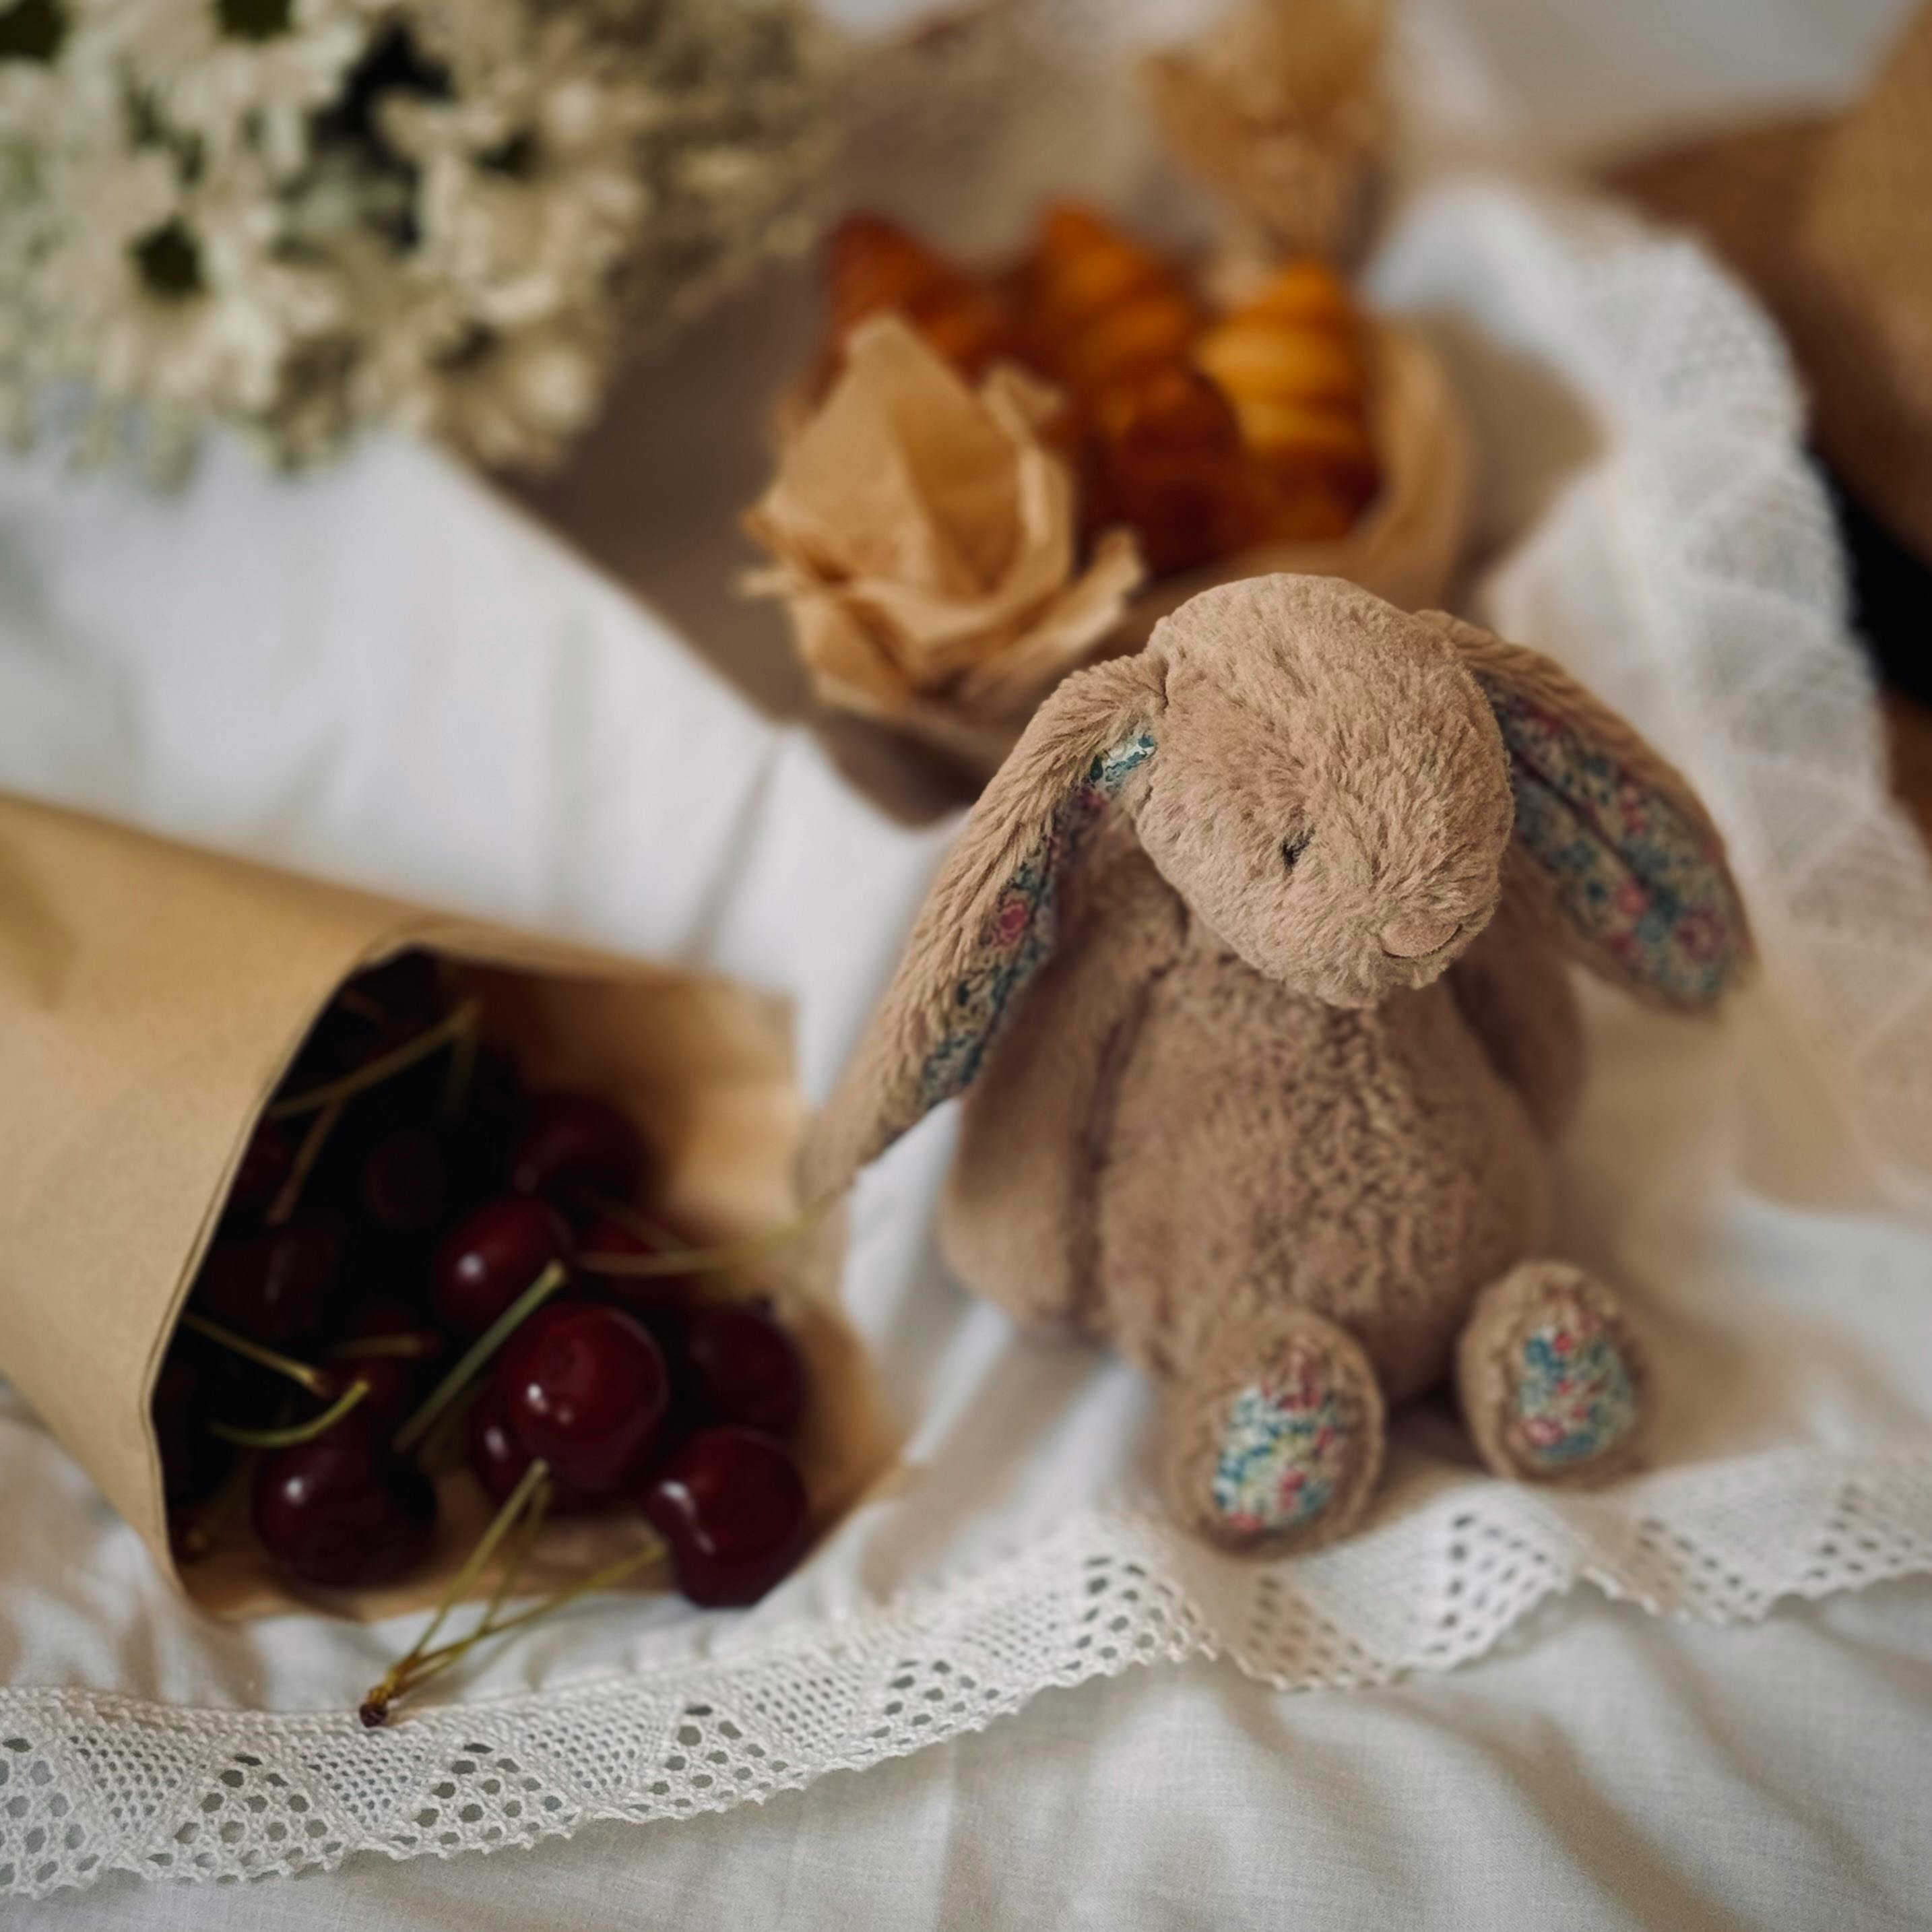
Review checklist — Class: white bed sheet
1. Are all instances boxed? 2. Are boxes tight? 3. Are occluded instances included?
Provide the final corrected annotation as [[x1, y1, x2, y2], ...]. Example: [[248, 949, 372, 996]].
[[5, 1, 1932, 1924]]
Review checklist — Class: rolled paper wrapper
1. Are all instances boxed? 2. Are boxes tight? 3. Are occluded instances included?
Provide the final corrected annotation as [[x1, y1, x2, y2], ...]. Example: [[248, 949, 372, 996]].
[[0, 793, 897, 1620], [745, 313, 1147, 773], [1140, 0, 1388, 268]]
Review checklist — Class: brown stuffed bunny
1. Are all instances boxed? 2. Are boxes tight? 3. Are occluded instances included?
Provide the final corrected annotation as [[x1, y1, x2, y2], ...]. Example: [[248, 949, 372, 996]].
[[807, 575, 1751, 1552]]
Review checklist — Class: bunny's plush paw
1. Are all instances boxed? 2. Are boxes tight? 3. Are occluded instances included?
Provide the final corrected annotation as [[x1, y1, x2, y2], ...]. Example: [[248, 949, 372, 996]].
[[1163, 1314, 1385, 1553], [1458, 1261, 1649, 1484]]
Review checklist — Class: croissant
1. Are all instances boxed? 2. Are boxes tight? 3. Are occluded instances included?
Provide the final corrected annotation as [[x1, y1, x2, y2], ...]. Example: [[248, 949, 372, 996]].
[[1192, 258, 1380, 535], [825, 214, 1016, 379], [1085, 362, 1278, 576], [1015, 203, 1202, 406]]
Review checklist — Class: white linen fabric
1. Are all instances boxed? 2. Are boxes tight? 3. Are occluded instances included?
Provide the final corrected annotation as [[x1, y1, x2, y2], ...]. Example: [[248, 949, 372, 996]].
[[5, 0, 1932, 1886], [0, 174, 1928, 1905]]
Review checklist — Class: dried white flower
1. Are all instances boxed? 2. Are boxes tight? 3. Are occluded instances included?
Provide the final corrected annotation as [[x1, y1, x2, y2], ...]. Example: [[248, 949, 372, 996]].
[[86, 0, 368, 175], [0, 0, 837, 474], [414, 313, 612, 467], [31, 142, 332, 433], [382, 11, 652, 330]]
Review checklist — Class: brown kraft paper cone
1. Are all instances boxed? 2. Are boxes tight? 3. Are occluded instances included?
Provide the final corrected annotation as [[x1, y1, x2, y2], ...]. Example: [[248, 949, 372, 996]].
[[0, 792, 896, 1621]]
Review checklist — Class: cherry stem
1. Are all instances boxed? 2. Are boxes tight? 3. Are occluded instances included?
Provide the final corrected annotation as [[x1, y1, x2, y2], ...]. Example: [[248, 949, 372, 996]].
[[362, 1535, 668, 1724], [481, 1480, 552, 1632], [579, 1196, 777, 1306], [575, 1195, 834, 1279], [265, 998, 481, 1122], [324, 1330, 443, 1361], [373, 1478, 555, 1716], [208, 1379, 366, 1448], [391, 1260, 565, 1456], [414, 1378, 487, 1478], [440, 1022, 478, 1123], [179, 1311, 329, 1396], [265, 1095, 347, 1228], [418, 1538, 668, 1665], [360, 1460, 550, 1726], [581, 1195, 688, 1252], [409, 1462, 546, 1675]]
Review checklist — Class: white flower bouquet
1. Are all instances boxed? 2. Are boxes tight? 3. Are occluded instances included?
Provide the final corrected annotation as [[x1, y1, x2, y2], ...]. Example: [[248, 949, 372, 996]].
[[0, 0, 835, 472]]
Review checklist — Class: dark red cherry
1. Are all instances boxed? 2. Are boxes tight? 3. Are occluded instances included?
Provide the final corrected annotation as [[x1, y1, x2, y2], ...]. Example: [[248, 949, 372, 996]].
[[466, 1384, 607, 1515], [508, 1093, 646, 1207], [358, 1125, 449, 1234], [495, 1302, 668, 1495], [575, 1214, 699, 1313], [340, 1294, 432, 1343], [224, 1120, 296, 1225], [577, 1214, 651, 1261], [251, 1409, 437, 1588], [681, 1304, 806, 1439], [311, 1297, 441, 1427], [192, 1213, 345, 1347], [431, 1196, 572, 1338], [311, 1354, 418, 1430], [639, 1427, 810, 1608], [152, 1349, 233, 1506]]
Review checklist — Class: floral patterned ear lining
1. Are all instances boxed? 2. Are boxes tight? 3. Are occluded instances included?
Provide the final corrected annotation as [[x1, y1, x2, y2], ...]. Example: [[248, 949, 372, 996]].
[[1481, 680, 1747, 1006], [906, 730, 1159, 1124]]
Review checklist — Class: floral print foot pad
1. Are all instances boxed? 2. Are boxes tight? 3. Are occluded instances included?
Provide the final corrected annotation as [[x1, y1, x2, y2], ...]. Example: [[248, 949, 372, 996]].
[[1512, 1306, 1640, 1469], [1211, 1362, 1357, 1535]]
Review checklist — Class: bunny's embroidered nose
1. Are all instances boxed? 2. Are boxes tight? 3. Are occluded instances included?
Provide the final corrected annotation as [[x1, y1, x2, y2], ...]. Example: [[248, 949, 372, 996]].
[[1381, 917, 1460, 959]]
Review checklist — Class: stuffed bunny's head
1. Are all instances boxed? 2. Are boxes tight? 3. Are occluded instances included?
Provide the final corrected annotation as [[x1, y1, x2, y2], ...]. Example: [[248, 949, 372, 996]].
[[1131, 577, 1512, 1007], [808, 574, 1749, 1194]]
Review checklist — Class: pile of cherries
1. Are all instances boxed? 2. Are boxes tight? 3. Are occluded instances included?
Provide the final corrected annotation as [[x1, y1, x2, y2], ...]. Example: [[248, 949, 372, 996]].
[[155, 950, 814, 1634]]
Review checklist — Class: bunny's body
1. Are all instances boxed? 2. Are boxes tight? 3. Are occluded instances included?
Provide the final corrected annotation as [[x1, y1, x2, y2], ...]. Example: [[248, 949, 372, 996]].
[[944, 824, 1558, 1403], [813, 577, 1749, 1550]]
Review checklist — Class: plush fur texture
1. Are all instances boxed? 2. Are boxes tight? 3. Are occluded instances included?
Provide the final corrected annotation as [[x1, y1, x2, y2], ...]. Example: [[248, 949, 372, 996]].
[[808, 575, 1749, 1550]]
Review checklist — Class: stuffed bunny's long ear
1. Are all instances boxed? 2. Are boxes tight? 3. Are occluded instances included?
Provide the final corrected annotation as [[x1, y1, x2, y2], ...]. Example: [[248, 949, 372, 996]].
[[1427, 612, 1751, 1010], [806, 653, 1165, 1198]]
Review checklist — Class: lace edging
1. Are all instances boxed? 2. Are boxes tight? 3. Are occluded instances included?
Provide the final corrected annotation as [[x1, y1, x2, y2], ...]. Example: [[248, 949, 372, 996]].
[[1, 1444, 1928, 1897]]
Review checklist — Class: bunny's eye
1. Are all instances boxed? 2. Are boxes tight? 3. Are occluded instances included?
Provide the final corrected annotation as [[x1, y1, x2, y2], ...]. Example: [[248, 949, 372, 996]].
[[1281, 832, 1311, 872]]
